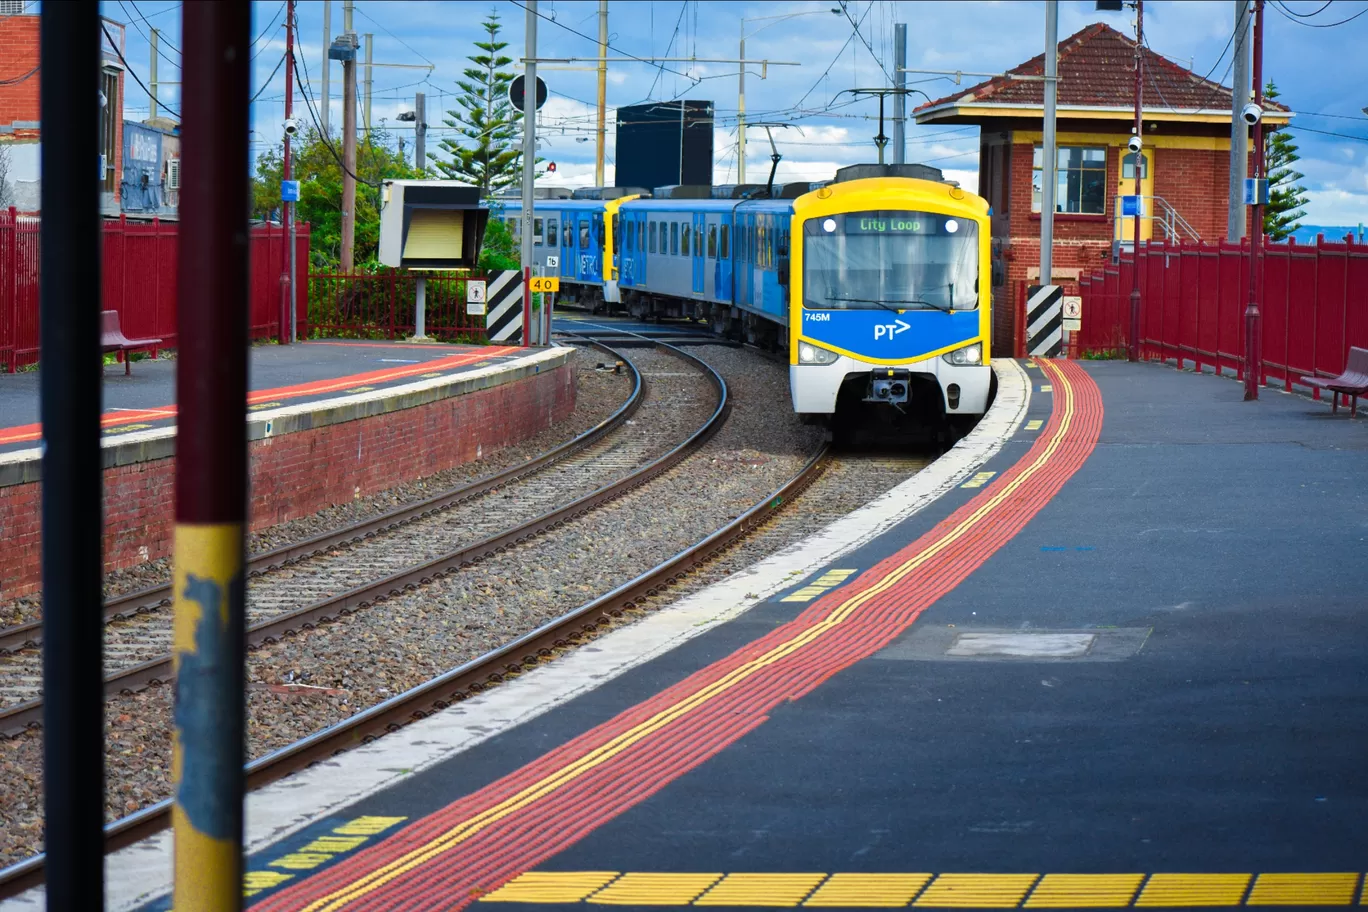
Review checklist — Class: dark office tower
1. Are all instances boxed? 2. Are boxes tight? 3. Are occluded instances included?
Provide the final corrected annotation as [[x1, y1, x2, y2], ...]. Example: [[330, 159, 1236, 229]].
[[615, 101, 714, 191]]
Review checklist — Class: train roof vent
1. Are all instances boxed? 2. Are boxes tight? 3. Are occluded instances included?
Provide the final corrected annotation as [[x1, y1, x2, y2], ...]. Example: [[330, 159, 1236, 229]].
[[710, 184, 767, 199], [780, 181, 830, 199], [571, 186, 653, 200], [652, 184, 713, 200], [833, 163, 945, 184]]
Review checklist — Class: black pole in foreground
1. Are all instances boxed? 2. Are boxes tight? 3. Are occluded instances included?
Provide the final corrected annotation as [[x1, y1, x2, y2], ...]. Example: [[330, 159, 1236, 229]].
[[40, 2, 106, 909]]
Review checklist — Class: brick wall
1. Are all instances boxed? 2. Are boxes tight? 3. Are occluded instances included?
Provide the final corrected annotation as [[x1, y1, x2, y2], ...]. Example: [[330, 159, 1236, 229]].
[[0, 15, 40, 136], [0, 363, 575, 600], [1152, 146, 1230, 241]]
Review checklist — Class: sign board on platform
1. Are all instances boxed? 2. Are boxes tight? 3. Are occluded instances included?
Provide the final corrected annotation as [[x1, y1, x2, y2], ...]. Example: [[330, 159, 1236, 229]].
[[546, 255, 560, 268], [1120, 195, 1145, 218], [466, 280, 487, 315], [280, 180, 301, 202], [529, 275, 560, 293]]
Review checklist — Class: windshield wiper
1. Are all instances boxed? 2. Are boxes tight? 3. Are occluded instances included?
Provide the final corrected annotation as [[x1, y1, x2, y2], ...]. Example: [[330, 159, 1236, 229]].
[[825, 295, 952, 314]]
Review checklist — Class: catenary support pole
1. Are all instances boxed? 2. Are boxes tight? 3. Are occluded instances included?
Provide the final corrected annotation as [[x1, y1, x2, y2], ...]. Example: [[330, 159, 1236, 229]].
[[1127, 0, 1144, 363], [150, 27, 160, 121], [738, 23, 746, 184], [595, 0, 607, 187], [892, 23, 906, 165], [41, 3, 105, 907], [521, 1, 538, 345], [341, 2, 357, 271], [172, 3, 250, 910], [321, 0, 331, 134], [288, 0, 298, 343], [1228, 0, 1251, 242], [415, 91, 426, 171], [281, 0, 295, 345], [1244, 0, 1264, 401], [363, 33, 373, 135], [1040, 1, 1058, 289]]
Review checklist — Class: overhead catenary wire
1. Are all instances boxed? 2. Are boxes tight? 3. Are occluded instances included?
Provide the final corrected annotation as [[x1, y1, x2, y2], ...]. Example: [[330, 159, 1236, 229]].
[[837, 0, 893, 84], [506, 0, 695, 81], [1269, 0, 1368, 25], [292, 50, 382, 188], [101, 21, 180, 118]]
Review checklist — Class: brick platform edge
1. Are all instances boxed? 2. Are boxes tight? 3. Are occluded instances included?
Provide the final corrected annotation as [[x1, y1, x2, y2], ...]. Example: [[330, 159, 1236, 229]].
[[0, 346, 574, 601]]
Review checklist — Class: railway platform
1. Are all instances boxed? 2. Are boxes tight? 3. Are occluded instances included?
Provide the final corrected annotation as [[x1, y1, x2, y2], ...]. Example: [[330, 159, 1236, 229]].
[[18, 356, 1368, 912]]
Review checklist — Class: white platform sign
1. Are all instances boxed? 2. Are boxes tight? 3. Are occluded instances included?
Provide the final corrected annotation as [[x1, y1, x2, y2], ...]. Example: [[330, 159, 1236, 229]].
[[466, 280, 487, 315], [546, 255, 560, 268]]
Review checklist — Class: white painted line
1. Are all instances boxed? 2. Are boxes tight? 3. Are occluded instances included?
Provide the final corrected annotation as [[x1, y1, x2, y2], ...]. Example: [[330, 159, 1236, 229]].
[[1, 361, 1029, 912]]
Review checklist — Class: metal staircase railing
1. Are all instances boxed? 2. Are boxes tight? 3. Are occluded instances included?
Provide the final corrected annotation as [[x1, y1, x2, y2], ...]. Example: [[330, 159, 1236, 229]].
[[1111, 195, 1202, 246]]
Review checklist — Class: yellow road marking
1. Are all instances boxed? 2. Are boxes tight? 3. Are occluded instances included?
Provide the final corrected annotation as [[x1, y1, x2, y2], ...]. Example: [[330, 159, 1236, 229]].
[[1025, 874, 1145, 908], [482, 872, 620, 903], [301, 361, 1083, 911], [695, 873, 827, 907], [1026, 419, 1044, 431], [1246, 873, 1359, 906], [914, 873, 1040, 907], [961, 471, 997, 489], [1135, 873, 1251, 907], [344, 386, 376, 393], [1040, 384, 1053, 392], [781, 569, 857, 603], [103, 423, 153, 434], [804, 873, 932, 907], [589, 873, 722, 905], [248, 401, 284, 411]]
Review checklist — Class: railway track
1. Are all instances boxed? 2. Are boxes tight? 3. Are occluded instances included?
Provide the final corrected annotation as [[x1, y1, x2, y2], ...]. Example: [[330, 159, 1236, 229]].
[[0, 339, 723, 733]]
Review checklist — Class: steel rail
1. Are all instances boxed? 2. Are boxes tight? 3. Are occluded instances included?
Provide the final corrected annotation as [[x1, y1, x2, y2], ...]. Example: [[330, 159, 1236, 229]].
[[0, 341, 643, 657], [0, 428, 830, 900], [0, 339, 723, 737]]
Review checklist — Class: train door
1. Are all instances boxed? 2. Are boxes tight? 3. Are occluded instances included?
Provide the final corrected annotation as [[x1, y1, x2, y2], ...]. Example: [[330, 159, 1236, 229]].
[[1116, 148, 1154, 243], [620, 214, 638, 289], [716, 216, 732, 303], [559, 211, 574, 279], [575, 217, 597, 283], [704, 216, 719, 300], [691, 212, 705, 296]]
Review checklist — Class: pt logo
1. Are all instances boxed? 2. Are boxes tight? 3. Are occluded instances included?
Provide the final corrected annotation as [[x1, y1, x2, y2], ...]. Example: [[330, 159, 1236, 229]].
[[874, 319, 911, 341]]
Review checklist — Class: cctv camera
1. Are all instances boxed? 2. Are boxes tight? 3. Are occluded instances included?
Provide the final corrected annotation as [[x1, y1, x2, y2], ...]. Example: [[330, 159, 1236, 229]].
[[283, 118, 301, 136], [1241, 103, 1263, 126], [1127, 135, 1143, 154]]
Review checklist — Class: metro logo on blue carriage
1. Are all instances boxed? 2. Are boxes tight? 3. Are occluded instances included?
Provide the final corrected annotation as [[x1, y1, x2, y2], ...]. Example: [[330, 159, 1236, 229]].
[[801, 308, 981, 361]]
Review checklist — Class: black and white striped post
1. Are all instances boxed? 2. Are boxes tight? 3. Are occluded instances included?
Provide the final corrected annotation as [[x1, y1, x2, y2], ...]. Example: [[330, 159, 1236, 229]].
[[1026, 284, 1064, 358], [485, 269, 525, 345]]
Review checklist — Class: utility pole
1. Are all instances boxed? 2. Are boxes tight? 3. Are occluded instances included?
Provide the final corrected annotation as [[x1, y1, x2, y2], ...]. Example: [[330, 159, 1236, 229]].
[[595, 0, 607, 186], [363, 33, 373, 135], [341, 0, 357, 271], [282, 0, 296, 343], [1127, 0, 1144, 363], [1244, 0, 1265, 401], [1040, 1, 1058, 288], [1227, 0, 1252, 241], [415, 91, 426, 172], [892, 23, 906, 164], [149, 27, 159, 120], [521, 0, 538, 344], [738, 20, 747, 184], [321, 0, 331, 134]]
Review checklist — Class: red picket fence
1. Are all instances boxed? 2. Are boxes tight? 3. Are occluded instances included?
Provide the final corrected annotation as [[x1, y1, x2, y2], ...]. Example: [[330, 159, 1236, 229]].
[[1077, 236, 1368, 390], [308, 271, 489, 343], [0, 208, 309, 372]]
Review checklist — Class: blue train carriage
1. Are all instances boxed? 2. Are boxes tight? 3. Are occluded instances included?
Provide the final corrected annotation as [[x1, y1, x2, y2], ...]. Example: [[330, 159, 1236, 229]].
[[516, 187, 651, 310], [787, 164, 993, 425]]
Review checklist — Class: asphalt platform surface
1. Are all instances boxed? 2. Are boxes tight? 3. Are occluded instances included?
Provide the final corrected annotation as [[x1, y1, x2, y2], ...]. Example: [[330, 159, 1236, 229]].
[[154, 360, 1368, 910], [0, 340, 525, 454]]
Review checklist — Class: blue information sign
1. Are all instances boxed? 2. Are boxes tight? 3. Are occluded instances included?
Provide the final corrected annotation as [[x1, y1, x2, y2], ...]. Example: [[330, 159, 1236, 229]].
[[1120, 195, 1144, 218], [281, 180, 301, 202]]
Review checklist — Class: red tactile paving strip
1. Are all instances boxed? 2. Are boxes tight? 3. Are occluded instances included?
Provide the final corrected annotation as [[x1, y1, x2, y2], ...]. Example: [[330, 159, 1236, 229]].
[[252, 359, 1104, 912]]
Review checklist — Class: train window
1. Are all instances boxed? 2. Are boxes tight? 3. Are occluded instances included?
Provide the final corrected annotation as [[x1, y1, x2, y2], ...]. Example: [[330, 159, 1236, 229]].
[[533, 218, 544, 246], [579, 223, 591, 248], [563, 221, 572, 247], [612, 215, 621, 254], [649, 221, 658, 253], [719, 224, 729, 258], [547, 218, 558, 247], [670, 222, 679, 256], [778, 228, 788, 257], [681, 222, 690, 256], [695, 226, 703, 257], [707, 225, 717, 258]]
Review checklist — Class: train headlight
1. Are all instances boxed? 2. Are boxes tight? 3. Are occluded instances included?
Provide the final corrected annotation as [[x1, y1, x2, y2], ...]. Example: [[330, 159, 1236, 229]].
[[942, 343, 982, 365], [798, 342, 839, 365]]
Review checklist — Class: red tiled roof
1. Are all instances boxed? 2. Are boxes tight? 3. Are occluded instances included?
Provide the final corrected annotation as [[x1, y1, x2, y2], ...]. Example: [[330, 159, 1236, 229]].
[[914, 22, 1289, 115]]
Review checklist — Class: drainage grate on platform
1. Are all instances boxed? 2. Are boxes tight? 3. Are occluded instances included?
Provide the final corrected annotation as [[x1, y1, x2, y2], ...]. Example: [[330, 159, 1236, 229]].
[[876, 627, 1151, 663]]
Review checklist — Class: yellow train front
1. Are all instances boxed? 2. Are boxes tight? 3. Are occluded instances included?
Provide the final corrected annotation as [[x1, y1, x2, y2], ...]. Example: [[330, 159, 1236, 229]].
[[788, 167, 993, 432]]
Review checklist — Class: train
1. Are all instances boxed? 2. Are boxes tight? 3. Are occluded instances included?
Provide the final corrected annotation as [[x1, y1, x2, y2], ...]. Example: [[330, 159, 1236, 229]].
[[500, 163, 995, 431]]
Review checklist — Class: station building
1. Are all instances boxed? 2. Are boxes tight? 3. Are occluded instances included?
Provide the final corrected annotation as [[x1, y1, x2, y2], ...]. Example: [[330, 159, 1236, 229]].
[[913, 22, 1289, 355]]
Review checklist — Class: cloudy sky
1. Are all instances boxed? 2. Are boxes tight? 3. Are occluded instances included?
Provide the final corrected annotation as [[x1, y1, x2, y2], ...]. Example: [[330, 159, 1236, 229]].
[[102, 0, 1368, 226]]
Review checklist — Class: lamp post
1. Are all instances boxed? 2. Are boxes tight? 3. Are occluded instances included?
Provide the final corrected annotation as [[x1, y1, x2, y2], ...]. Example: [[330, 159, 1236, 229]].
[[740, 8, 840, 183]]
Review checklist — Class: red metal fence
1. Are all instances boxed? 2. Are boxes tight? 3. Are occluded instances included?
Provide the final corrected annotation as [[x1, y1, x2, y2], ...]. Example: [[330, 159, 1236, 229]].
[[0, 208, 309, 371], [307, 271, 489, 343], [1077, 236, 1368, 390]]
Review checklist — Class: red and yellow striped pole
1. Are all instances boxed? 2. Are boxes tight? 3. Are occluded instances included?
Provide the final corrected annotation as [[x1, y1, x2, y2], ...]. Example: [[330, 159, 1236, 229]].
[[172, 2, 251, 909]]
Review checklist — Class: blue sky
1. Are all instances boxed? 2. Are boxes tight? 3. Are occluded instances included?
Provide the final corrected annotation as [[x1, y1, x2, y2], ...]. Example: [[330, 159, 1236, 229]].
[[101, 0, 1368, 227]]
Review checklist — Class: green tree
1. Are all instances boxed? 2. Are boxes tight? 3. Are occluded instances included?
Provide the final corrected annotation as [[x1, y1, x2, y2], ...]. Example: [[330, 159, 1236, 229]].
[[479, 210, 520, 271], [436, 11, 526, 195], [251, 125, 426, 269], [1262, 82, 1309, 242]]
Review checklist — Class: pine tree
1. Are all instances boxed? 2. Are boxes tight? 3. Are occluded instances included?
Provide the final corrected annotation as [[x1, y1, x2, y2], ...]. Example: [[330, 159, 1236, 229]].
[[1262, 82, 1308, 242], [436, 11, 525, 196]]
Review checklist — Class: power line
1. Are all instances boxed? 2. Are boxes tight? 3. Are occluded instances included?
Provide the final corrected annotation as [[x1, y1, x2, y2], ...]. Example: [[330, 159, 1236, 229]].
[[354, 2, 436, 67], [1273, 0, 1333, 14], [0, 65, 38, 86], [1284, 123, 1368, 142], [292, 50, 382, 188], [792, 3, 875, 111], [506, 0, 696, 81], [127, 0, 180, 53], [838, 0, 893, 84], [252, 51, 289, 105], [101, 21, 180, 118], [643, 0, 687, 103], [1270, 0, 1368, 25]]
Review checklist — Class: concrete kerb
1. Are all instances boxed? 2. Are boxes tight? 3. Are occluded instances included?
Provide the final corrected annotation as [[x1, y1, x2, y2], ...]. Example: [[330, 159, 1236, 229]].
[[0, 359, 1029, 912]]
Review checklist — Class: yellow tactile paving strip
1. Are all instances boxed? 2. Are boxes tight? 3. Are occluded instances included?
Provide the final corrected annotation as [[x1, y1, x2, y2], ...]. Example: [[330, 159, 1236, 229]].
[[478, 871, 1368, 908]]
